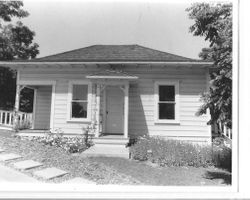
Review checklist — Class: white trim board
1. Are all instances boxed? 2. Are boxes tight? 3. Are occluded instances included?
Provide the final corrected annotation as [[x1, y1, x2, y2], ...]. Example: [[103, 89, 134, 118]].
[[154, 80, 180, 124], [32, 89, 37, 129], [67, 80, 92, 123], [18, 80, 56, 85]]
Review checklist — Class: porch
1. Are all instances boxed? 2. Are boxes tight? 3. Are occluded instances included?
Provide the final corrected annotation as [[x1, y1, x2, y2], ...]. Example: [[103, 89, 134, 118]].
[[14, 82, 55, 131], [13, 69, 137, 141]]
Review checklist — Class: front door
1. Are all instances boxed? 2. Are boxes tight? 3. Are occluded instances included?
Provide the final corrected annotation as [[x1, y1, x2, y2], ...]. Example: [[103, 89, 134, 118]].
[[105, 86, 124, 134]]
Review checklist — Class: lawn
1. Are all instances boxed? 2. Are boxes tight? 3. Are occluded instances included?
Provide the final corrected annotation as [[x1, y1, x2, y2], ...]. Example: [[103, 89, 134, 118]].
[[88, 157, 231, 186], [0, 130, 139, 184], [0, 130, 231, 185]]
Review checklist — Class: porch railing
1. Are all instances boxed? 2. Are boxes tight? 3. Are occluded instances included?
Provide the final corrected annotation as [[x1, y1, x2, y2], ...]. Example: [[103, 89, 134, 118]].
[[0, 110, 33, 128], [212, 122, 232, 140], [219, 122, 232, 140]]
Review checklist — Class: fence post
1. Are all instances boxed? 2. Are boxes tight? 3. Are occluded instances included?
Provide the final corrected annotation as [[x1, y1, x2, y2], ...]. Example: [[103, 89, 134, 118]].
[[0, 112, 2, 124], [4, 112, 7, 125]]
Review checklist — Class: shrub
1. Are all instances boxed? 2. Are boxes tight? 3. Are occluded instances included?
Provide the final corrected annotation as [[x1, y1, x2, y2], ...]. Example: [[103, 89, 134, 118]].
[[13, 119, 32, 131], [22, 128, 93, 154], [130, 136, 231, 169], [212, 143, 232, 171]]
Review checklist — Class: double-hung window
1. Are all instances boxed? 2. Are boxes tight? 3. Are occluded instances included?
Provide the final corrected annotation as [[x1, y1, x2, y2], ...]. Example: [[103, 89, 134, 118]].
[[68, 81, 92, 122], [154, 81, 179, 123]]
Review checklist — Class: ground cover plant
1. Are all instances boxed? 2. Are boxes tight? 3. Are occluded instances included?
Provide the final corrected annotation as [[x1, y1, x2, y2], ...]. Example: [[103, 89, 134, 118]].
[[22, 128, 94, 153], [0, 130, 231, 185], [130, 136, 231, 171], [0, 130, 139, 184]]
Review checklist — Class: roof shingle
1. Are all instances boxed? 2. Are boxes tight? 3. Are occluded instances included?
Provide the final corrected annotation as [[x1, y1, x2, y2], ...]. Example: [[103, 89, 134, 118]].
[[32, 45, 201, 62]]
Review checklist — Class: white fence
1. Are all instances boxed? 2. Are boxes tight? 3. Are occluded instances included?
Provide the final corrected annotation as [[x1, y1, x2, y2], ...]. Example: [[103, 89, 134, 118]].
[[0, 110, 33, 129], [212, 122, 232, 140]]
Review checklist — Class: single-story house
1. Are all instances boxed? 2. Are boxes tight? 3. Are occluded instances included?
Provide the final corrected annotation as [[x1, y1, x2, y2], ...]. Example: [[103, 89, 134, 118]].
[[2, 45, 213, 144]]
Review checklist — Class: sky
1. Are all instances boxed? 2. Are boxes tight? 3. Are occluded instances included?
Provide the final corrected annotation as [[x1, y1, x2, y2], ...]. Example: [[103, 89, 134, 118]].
[[20, 0, 210, 59]]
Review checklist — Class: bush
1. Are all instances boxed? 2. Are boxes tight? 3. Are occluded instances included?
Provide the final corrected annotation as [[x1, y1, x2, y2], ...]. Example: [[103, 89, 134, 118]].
[[13, 119, 32, 131], [212, 143, 232, 171], [130, 136, 231, 169], [22, 128, 93, 153]]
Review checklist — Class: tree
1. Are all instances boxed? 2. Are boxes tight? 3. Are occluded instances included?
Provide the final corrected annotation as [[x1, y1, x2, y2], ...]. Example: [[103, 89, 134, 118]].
[[186, 3, 232, 128], [0, 1, 39, 111], [0, 22, 39, 60], [0, 1, 28, 23]]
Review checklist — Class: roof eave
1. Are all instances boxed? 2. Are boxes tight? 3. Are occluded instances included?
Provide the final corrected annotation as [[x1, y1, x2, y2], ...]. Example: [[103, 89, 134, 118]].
[[0, 61, 214, 66]]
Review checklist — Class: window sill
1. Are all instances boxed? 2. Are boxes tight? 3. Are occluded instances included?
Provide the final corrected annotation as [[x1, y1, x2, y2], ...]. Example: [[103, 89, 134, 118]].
[[154, 120, 180, 125], [67, 118, 91, 123]]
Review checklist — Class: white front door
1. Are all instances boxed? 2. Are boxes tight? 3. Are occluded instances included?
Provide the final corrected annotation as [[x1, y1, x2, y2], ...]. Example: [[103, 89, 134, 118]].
[[105, 86, 124, 134]]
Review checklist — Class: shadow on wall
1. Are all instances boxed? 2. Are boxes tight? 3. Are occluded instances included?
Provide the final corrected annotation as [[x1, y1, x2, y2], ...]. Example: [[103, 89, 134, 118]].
[[204, 170, 232, 185], [128, 82, 149, 139]]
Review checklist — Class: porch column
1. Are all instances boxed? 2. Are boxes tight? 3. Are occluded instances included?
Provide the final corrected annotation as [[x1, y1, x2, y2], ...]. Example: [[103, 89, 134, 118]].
[[13, 84, 23, 129], [95, 84, 101, 137], [124, 84, 129, 138], [14, 85, 21, 112]]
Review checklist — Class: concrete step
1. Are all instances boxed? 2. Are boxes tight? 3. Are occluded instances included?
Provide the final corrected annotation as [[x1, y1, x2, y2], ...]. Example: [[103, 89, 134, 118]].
[[81, 145, 129, 159], [13, 160, 43, 170], [17, 129, 48, 137], [33, 167, 68, 180], [93, 137, 129, 145], [0, 153, 22, 161]]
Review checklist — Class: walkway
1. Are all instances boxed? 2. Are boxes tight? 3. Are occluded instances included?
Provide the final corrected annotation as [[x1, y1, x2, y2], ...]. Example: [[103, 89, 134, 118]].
[[0, 164, 39, 183]]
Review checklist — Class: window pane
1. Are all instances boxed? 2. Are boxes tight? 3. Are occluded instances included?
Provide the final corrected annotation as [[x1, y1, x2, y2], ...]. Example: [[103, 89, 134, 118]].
[[159, 85, 175, 101], [159, 103, 175, 119], [72, 102, 87, 118], [72, 85, 88, 100]]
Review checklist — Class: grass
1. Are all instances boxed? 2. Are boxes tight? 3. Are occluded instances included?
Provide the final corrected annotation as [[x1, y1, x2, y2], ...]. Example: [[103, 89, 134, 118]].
[[88, 157, 231, 186], [0, 130, 139, 184], [0, 130, 231, 185]]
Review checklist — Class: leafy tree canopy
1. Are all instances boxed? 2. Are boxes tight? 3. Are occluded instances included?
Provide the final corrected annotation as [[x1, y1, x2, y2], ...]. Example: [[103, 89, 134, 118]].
[[0, 1, 39, 111], [187, 3, 232, 128], [0, 1, 28, 24], [0, 22, 39, 60]]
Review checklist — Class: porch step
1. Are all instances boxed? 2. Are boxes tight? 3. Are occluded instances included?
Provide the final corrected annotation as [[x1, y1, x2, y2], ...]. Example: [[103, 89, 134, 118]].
[[81, 145, 129, 159], [93, 137, 129, 146], [17, 129, 48, 137]]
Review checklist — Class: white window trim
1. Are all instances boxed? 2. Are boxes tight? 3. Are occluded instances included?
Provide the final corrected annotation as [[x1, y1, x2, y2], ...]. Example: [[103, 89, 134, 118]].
[[154, 80, 180, 124], [67, 80, 92, 122]]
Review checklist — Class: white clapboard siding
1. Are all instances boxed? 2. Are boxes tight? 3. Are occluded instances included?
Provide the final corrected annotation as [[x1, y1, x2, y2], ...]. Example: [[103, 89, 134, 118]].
[[33, 86, 52, 129], [19, 65, 210, 140]]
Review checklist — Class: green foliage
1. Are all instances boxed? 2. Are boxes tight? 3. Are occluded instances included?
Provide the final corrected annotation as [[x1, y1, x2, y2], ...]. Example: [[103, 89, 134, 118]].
[[212, 145, 231, 171], [130, 136, 231, 170], [0, 22, 39, 60], [0, 66, 16, 110], [0, 1, 39, 111], [19, 87, 34, 113], [13, 119, 32, 131], [187, 3, 232, 128], [0, 1, 28, 23], [0, 67, 34, 111], [23, 128, 93, 154]]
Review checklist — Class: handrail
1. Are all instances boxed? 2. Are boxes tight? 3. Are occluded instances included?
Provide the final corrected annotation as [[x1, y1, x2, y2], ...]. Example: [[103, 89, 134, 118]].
[[0, 110, 33, 127]]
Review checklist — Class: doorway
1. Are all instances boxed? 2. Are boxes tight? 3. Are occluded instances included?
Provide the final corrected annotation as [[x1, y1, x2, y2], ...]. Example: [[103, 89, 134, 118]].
[[105, 86, 124, 134]]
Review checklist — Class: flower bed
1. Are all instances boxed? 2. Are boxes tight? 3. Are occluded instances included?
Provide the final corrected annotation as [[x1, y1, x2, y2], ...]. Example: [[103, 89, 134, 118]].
[[18, 128, 93, 154], [130, 136, 231, 170], [0, 131, 140, 184]]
